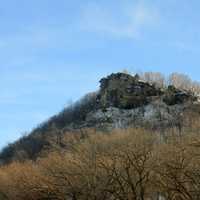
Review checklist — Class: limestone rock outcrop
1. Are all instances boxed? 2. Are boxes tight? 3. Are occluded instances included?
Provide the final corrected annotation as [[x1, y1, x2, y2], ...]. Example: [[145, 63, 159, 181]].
[[96, 73, 197, 109], [97, 73, 163, 109]]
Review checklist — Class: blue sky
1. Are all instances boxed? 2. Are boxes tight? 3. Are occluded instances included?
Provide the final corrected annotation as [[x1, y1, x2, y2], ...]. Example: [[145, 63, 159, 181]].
[[1, 0, 200, 148]]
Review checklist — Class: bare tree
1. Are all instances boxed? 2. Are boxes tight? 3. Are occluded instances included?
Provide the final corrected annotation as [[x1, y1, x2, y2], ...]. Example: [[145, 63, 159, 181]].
[[140, 72, 166, 88], [168, 73, 192, 91]]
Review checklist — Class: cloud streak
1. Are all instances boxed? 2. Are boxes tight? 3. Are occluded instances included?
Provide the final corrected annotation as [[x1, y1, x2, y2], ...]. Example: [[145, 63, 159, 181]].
[[80, 1, 160, 39]]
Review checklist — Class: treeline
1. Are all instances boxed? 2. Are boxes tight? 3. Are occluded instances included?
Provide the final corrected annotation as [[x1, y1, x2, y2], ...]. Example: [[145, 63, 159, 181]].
[[0, 128, 199, 200], [127, 70, 200, 95]]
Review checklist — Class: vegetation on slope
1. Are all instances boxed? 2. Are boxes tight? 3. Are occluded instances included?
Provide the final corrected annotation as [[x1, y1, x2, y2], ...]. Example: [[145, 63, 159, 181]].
[[0, 128, 199, 200], [0, 71, 200, 165]]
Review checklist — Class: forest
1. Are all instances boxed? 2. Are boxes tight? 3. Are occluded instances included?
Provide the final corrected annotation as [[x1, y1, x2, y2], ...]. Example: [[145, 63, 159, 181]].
[[0, 126, 199, 200]]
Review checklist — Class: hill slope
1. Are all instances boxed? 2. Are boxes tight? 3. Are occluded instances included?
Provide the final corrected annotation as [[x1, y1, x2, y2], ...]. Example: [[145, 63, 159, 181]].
[[0, 72, 199, 164]]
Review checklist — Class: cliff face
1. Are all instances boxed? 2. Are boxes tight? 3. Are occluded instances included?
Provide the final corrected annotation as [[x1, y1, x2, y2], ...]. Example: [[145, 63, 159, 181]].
[[77, 73, 198, 131], [97, 73, 196, 109], [97, 73, 162, 109]]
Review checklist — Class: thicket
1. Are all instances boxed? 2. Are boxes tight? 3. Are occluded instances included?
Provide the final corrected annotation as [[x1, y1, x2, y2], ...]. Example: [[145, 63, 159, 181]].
[[0, 128, 199, 200]]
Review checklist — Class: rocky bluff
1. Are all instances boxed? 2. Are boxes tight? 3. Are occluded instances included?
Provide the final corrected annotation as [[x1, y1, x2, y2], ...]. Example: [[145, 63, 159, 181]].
[[82, 73, 198, 130], [96, 73, 196, 109]]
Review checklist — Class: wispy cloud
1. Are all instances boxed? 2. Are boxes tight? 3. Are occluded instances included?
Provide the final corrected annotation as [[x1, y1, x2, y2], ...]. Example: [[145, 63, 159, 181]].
[[80, 1, 160, 39]]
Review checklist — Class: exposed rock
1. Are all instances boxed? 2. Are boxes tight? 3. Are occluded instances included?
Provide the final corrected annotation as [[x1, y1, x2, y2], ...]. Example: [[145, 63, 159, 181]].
[[85, 101, 186, 131], [163, 85, 197, 105], [97, 73, 197, 109], [97, 73, 163, 109], [83, 72, 199, 131]]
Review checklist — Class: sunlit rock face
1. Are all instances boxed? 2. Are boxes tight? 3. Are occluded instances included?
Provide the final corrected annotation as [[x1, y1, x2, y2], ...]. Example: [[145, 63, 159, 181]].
[[85, 101, 185, 131]]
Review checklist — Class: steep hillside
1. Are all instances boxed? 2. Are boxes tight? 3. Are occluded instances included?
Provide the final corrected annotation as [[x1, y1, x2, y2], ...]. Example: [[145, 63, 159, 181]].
[[0, 72, 199, 164]]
